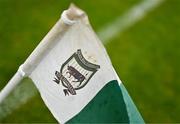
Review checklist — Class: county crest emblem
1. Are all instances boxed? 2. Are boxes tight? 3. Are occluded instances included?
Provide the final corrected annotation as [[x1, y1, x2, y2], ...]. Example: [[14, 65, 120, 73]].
[[53, 49, 100, 96]]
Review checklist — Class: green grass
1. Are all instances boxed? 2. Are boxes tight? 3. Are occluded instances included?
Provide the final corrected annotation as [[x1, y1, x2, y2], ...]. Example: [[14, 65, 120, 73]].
[[106, 0, 180, 122], [0, 0, 180, 122]]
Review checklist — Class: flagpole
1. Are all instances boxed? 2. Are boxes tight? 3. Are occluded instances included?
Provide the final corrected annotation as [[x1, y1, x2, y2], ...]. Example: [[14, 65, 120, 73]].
[[0, 4, 86, 104]]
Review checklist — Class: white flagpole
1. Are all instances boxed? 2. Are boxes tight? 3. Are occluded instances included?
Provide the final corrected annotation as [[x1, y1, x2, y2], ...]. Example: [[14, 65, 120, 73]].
[[0, 4, 86, 104]]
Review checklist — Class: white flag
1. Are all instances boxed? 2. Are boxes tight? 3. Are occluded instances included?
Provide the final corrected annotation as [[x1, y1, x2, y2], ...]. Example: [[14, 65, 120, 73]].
[[16, 4, 143, 123]]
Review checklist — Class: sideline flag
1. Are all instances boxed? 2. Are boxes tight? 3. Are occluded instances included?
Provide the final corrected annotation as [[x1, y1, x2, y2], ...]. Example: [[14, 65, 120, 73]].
[[0, 4, 144, 123]]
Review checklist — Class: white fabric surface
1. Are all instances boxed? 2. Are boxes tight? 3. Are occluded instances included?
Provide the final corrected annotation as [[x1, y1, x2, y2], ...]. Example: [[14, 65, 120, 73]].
[[29, 9, 119, 123]]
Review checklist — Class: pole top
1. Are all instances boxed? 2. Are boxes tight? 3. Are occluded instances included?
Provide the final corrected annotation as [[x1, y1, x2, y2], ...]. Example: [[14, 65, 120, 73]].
[[61, 3, 86, 25]]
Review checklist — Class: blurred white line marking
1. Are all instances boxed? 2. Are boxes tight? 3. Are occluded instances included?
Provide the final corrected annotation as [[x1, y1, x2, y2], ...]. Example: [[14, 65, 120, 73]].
[[98, 0, 165, 43], [0, 79, 37, 120], [0, 0, 165, 120]]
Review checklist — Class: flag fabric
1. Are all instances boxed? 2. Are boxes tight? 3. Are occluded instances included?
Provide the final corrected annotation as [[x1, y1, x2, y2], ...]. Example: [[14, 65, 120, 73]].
[[21, 5, 144, 123]]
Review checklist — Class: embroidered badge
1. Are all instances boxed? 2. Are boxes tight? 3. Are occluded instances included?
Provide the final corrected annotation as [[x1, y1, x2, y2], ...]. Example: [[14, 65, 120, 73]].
[[53, 49, 100, 96]]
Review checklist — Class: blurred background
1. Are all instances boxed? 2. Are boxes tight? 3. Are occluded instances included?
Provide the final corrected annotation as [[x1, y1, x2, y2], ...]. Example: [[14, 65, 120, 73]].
[[0, 0, 180, 122]]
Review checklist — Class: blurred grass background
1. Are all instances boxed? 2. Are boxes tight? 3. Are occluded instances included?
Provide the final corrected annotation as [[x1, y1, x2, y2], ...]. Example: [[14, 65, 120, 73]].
[[0, 0, 180, 122]]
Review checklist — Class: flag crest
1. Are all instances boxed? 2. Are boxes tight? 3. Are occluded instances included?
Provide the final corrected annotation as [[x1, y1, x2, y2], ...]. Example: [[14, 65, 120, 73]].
[[54, 49, 100, 96]]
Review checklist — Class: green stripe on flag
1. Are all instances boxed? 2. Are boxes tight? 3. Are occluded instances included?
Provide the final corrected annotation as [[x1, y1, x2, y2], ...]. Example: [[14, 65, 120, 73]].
[[68, 80, 143, 123], [120, 82, 144, 123]]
